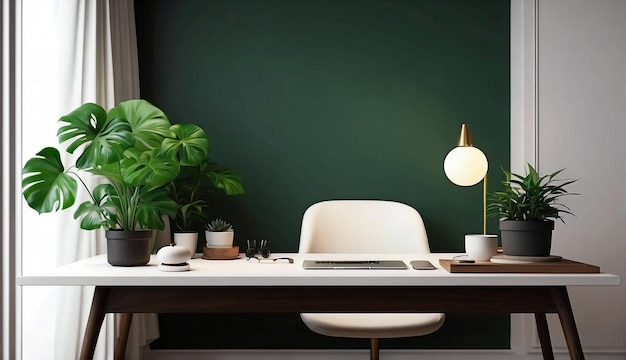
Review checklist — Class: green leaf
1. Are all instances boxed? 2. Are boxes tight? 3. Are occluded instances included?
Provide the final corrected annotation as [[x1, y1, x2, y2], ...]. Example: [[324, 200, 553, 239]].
[[57, 103, 134, 169], [57, 103, 107, 152], [205, 164, 245, 195], [90, 160, 124, 185], [121, 148, 180, 187], [22, 147, 77, 213], [72, 183, 117, 230], [487, 163, 578, 222], [161, 123, 209, 166], [136, 187, 177, 230], [176, 200, 208, 231], [107, 99, 172, 151]]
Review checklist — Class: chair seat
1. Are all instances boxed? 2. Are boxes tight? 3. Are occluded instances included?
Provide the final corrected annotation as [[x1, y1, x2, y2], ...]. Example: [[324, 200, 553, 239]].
[[300, 313, 445, 339]]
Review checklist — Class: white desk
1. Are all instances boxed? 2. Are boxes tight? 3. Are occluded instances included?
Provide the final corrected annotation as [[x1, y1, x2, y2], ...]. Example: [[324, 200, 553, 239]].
[[17, 253, 620, 360]]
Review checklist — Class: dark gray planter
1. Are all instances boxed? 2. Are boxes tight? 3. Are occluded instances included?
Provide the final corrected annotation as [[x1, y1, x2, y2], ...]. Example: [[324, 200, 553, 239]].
[[499, 220, 554, 256], [105, 230, 153, 266]]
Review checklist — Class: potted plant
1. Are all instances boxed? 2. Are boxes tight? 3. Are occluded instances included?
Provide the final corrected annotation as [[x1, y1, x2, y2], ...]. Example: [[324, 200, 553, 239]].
[[487, 163, 578, 256], [205, 218, 235, 248], [168, 159, 244, 257], [169, 195, 206, 258], [21, 99, 209, 266], [203, 218, 239, 259]]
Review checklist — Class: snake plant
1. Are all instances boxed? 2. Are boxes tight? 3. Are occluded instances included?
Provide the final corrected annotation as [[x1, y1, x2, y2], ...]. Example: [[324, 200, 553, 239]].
[[488, 163, 578, 223]]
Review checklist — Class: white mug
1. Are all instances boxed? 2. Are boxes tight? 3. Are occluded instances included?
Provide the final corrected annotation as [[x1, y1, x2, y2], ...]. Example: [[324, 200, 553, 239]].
[[465, 234, 498, 261]]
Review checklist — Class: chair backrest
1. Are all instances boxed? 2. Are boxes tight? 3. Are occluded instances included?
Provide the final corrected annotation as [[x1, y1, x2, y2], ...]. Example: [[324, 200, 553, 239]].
[[298, 200, 431, 254]]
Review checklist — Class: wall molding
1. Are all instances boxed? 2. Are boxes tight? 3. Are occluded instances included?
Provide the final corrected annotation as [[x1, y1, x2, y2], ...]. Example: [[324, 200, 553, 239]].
[[143, 348, 626, 360], [510, 0, 538, 175], [509, 0, 539, 354]]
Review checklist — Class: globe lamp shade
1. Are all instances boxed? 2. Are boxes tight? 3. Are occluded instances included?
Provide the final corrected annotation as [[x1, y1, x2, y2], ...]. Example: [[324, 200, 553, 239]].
[[444, 146, 488, 186]]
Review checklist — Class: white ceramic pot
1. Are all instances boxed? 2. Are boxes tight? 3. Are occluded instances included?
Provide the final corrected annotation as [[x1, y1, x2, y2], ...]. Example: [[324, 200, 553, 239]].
[[465, 234, 498, 261], [173, 232, 198, 257], [205, 230, 234, 248]]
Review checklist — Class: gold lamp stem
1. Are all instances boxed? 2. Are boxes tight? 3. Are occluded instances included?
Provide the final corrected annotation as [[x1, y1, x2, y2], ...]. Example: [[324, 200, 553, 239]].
[[483, 174, 487, 235]]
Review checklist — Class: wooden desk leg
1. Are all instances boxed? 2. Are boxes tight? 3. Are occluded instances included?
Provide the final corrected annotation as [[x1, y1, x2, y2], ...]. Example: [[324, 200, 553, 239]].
[[114, 313, 133, 360], [79, 287, 108, 360], [551, 287, 585, 360], [535, 312, 554, 360]]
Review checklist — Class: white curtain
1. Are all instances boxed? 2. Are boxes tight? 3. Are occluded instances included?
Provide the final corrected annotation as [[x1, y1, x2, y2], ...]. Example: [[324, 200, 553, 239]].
[[51, 0, 158, 359]]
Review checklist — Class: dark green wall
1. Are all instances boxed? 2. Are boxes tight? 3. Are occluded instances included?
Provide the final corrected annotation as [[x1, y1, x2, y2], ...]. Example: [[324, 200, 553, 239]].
[[135, 0, 510, 350]]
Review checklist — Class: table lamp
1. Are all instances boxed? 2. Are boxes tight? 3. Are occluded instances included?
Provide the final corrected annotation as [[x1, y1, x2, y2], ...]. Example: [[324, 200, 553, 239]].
[[443, 123, 489, 234], [444, 124, 497, 261]]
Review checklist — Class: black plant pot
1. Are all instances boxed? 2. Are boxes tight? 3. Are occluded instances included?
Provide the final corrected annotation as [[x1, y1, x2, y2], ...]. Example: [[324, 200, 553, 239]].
[[500, 220, 555, 256], [105, 230, 153, 266]]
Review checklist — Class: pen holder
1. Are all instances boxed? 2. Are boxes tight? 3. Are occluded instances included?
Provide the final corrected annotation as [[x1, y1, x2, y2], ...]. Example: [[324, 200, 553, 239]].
[[202, 246, 240, 260]]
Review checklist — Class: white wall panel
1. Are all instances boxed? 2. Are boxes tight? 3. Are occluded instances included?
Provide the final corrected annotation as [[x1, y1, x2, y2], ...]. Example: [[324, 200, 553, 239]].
[[536, 0, 626, 354]]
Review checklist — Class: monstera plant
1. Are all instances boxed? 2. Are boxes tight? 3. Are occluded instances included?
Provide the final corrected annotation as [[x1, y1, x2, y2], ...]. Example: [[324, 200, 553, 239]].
[[22, 99, 216, 266]]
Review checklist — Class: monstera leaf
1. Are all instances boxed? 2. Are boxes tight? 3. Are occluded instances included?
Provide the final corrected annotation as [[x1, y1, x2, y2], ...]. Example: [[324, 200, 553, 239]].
[[135, 187, 178, 230], [57, 103, 134, 170], [107, 100, 173, 152], [204, 162, 245, 196], [89, 160, 124, 185], [161, 123, 209, 166], [22, 147, 77, 213], [121, 148, 180, 187], [73, 183, 117, 230]]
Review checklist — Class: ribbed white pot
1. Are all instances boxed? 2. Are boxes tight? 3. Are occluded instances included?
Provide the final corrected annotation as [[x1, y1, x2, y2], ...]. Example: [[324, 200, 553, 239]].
[[205, 230, 234, 248], [173, 232, 198, 257]]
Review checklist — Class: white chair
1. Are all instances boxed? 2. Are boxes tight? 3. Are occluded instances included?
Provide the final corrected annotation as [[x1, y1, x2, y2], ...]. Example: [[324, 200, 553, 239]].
[[298, 200, 445, 360]]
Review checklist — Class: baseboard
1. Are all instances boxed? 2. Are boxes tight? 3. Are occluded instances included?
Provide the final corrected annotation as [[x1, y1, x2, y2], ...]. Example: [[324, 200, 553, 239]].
[[142, 348, 626, 360], [143, 349, 512, 360]]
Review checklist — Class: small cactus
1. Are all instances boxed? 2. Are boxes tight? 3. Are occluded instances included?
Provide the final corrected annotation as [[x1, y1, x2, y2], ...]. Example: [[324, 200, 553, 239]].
[[206, 218, 233, 232]]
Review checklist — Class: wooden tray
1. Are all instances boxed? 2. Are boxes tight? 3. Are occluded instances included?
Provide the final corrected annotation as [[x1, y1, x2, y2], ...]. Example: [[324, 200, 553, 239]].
[[439, 258, 600, 273], [202, 246, 240, 260]]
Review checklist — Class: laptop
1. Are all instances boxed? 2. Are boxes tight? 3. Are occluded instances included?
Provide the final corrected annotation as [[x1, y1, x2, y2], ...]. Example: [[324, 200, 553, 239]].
[[302, 260, 407, 270]]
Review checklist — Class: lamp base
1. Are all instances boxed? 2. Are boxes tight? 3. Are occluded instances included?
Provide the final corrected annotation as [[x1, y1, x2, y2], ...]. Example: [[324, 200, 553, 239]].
[[465, 234, 498, 261]]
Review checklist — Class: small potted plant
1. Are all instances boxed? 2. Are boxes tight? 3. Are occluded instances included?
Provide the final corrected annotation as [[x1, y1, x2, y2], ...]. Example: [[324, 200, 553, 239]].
[[203, 218, 239, 259], [205, 218, 234, 248], [170, 198, 207, 257], [487, 163, 578, 256], [169, 160, 244, 257], [21, 99, 210, 266]]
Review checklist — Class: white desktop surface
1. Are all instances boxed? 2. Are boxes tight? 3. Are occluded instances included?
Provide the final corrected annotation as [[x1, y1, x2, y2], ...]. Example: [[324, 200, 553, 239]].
[[17, 253, 620, 287]]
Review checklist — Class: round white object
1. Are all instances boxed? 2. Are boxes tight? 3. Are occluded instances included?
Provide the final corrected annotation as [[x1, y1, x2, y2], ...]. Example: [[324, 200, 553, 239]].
[[443, 146, 488, 186], [158, 263, 191, 272], [157, 244, 191, 265], [465, 234, 498, 261]]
